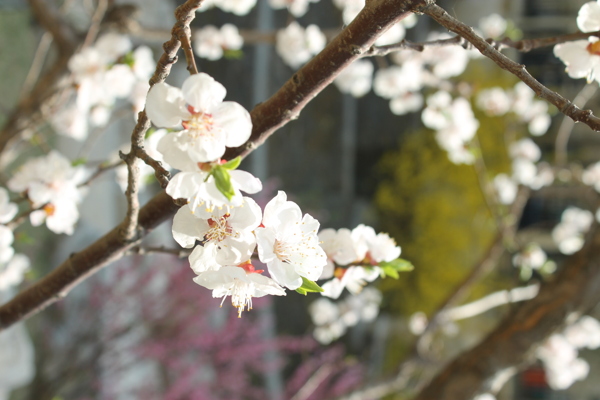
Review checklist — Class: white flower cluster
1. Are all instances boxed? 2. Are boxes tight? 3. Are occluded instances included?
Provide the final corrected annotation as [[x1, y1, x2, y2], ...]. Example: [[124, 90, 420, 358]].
[[174, 191, 327, 316], [476, 82, 551, 136], [0, 195, 34, 399], [55, 33, 154, 140], [275, 22, 326, 69], [582, 161, 600, 192], [7, 151, 88, 235], [192, 24, 244, 61], [421, 91, 479, 164], [146, 73, 261, 210], [269, 0, 320, 17], [478, 13, 507, 39], [318, 224, 401, 299], [197, 0, 256, 15], [309, 287, 382, 344], [552, 207, 593, 255], [537, 316, 600, 390], [145, 72, 342, 315], [145, 71, 408, 316], [0, 189, 30, 292], [554, 1, 600, 83]]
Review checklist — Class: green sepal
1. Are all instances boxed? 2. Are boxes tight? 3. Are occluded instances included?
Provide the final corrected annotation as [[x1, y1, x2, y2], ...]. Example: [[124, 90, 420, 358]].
[[379, 258, 414, 279], [212, 166, 235, 201], [295, 277, 324, 296], [221, 156, 241, 170], [145, 127, 157, 139], [224, 49, 243, 59], [121, 51, 136, 67], [71, 157, 87, 167]]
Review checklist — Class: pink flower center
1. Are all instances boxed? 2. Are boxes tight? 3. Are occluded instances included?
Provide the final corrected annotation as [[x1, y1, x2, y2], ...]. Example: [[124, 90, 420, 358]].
[[238, 260, 264, 274], [205, 214, 237, 242], [182, 107, 215, 138], [274, 239, 291, 263]]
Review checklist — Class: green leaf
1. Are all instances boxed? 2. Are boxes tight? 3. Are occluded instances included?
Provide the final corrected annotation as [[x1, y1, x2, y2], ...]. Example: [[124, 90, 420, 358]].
[[295, 277, 324, 295], [379, 258, 414, 279], [224, 49, 244, 59], [121, 51, 136, 67], [381, 265, 400, 279], [221, 156, 241, 170], [212, 166, 235, 201], [71, 157, 87, 167], [379, 258, 414, 272], [15, 232, 34, 244]]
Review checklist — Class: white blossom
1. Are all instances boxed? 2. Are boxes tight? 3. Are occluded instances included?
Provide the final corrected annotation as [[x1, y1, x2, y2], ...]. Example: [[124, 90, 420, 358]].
[[389, 92, 423, 115], [422, 93, 479, 164], [172, 196, 262, 265], [0, 188, 17, 224], [493, 174, 518, 205], [512, 244, 547, 270], [167, 167, 262, 211], [193, 24, 244, 60], [276, 22, 326, 69], [269, 0, 320, 17], [478, 13, 507, 38], [0, 254, 30, 291], [552, 207, 593, 255], [0, 322, 35, 399], [334, 59, 373, 98], [577, 1, 600, 33], [554, 38, 600, 83], [147, 73, 252, 164], [255, 191, 327, 289], [194, 264, 285, 317], [476, 87, 511, 116], [7, 151, 88, 235], [510, 138, 541, 163], [321, 266, 380, 299]]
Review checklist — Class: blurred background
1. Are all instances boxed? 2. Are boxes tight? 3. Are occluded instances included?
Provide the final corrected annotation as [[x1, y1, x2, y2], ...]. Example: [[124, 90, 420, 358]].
[[2, 0, 600, 399]]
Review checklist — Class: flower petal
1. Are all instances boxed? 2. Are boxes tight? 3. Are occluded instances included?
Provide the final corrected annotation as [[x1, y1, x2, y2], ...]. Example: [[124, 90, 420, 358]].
[[213, 101, 252, 147], [182, 73, 226, 112], [146, 82, 190, 128]]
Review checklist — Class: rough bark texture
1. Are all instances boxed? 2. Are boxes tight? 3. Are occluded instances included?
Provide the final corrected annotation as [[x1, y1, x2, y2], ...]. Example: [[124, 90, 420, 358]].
[[414, 225, 600, 400]]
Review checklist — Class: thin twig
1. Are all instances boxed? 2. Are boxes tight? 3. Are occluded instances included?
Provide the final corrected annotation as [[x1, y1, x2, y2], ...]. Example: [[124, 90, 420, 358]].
[[127, 246, 191, 258], [179, 31, 199, 75], [82, 0, 109, 48], [119, 0, 204, 241], [442, 284, 539, 321], [6, 204, 46, 230], [494, 29, 600, 52], [555, 84, 598, 166], [78, 160, 125, 188], [19, 32, 53, 100], [420, 3, 600, 132]]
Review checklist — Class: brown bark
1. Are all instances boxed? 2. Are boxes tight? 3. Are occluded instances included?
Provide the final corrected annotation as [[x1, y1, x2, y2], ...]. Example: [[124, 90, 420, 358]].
[[414, 225, 600, 400]]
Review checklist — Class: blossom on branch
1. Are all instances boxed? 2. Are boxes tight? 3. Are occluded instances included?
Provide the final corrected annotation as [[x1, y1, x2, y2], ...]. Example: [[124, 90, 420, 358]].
[[147, 73, 252, 164], [173, 196, 262, 265], [194, 263, 286, 318], [192, 24, 244, 60], [255, 191, 327, 290], [7, 151, 88, 235], [276, 22, 326, 69]]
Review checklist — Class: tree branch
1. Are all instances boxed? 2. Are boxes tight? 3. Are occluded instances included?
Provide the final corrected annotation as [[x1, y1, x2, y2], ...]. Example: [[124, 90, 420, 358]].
[[119, 0, 203, 241], [414, 222, 600, 400], [421, 3, 600, 132], [0, 0, 430, 330]]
